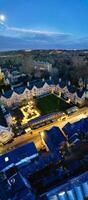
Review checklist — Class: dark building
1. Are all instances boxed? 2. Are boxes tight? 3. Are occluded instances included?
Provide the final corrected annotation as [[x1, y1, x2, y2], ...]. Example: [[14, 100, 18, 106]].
[[0, 142, 38, 200], [63, 117, 88, 144], [0, 164, 35, 200], [41, 126, 66, 158], [0, 142, 38, 171], [0, 106, 7, 127], [40, 171, 88, 200]]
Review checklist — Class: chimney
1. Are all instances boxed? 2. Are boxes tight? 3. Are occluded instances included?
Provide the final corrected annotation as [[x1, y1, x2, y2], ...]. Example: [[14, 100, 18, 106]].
[[49, 76, 52, 80], [59, 78, 61, 83], [11, 86, 14, 90], [2, 89, 4, 94], [42, 78, 45, 82], [27, 81, 29, 87], [68, 81, 71, 86]]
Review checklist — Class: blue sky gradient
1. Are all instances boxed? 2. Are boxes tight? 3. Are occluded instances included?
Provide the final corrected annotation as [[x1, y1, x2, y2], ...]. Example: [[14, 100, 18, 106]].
[[0, 0, 88, 50]]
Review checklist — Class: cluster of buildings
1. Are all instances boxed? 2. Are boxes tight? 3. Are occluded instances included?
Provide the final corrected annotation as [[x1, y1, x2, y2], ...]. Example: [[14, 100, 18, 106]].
[[0, 79, 53, 107], [44, 172, 88, 200], [0, 53, 88, 199], [0, 77, 88, 108], [0, 53, 52, 89], [21, 53, 52, 75], [0, 142, 38, 200], [0, 65, 29, 89], [55, 79, 88, 106], [0, 117, 88, 199], [40, 117, 88, 165]]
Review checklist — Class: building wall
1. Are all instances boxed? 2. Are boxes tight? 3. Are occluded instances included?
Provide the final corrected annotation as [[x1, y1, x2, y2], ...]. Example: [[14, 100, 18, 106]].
[[0, 82, 86, 107]]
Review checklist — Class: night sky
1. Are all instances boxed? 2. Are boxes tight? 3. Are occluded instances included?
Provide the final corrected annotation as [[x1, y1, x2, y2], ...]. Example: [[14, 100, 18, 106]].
[[0, 0, 88, 50]]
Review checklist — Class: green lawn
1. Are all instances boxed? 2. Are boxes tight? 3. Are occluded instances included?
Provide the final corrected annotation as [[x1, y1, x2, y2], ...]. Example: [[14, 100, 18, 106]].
[[36, 94, 72, 115]]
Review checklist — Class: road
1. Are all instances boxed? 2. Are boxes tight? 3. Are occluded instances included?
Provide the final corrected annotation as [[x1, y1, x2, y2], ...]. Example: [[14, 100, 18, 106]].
[[0, 106, 88, 155]]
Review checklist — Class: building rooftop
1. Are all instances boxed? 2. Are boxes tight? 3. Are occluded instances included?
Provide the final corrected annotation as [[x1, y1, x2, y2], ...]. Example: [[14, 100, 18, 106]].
[[67, 85, 76, 93], [59, 81, 66, 88], [77, 88, 85, 98], [2, 89, 13, 98], [0, 164, 34, 200], [44, 171, 88, 200], [42, 126, 66, 155], [63, 117, 88, 139], [0, 142, 38, 171], [14, 86, 25, 94], [0, 106, 7, 127], [29, 112, 61, 127]]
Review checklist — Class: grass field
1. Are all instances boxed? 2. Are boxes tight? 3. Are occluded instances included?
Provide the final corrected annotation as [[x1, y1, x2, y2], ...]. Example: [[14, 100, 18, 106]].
[[36, 94, 72, 115]]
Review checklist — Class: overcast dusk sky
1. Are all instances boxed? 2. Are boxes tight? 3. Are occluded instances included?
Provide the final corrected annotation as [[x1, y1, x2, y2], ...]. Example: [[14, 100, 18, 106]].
[[0, 0, 88, 50]]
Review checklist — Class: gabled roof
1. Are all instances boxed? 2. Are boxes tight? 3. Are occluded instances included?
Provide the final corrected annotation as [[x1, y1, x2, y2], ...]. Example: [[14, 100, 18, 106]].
[[46, 79, 54, 85], [2, 87, 27, 98], [62, 122, 75, 138], [28, 84, 34, 90], [77, 89, 85, 98], [43, 82, 49, 88], [28, 79, 44, 89], [43, 126, 65, 151], [67, 85, 76, 94], [2, 89, 13, 98], [28, 78, 54, 90], [35, 80, 44, 88], [14, 86, 26, 95], [0, 142, 38, 171], [63, 118, 88, 139], [24, 87, 30, 93], [59, 81, 66, 89]]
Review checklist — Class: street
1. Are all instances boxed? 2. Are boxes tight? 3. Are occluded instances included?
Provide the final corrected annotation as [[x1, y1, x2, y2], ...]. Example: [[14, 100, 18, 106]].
[[0, 106, 88, 155]]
